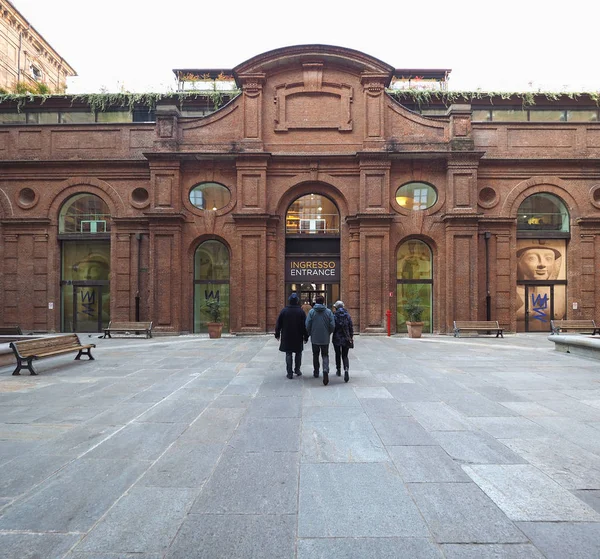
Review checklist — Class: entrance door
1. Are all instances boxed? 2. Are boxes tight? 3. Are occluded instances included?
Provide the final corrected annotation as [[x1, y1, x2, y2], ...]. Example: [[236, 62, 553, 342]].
[[522, 284, 566, 332], [288, 282, 339, 308], [71, 282, 109, 332]]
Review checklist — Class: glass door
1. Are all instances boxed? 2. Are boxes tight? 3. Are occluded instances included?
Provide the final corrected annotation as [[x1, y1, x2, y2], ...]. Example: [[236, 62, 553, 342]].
[[522, 284, 566, 332], [72, 283, 109, 332]]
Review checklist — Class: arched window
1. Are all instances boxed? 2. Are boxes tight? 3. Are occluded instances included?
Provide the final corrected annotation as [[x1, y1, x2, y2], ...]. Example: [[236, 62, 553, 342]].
[[395, 182, 437, 211], [194, 240, 230, 333], [59, 193, 110, 233], [396, 240, 433, 333], [517, 193, 569, 234], [286, 193, 339, 235], [189, 182, 230, 211]]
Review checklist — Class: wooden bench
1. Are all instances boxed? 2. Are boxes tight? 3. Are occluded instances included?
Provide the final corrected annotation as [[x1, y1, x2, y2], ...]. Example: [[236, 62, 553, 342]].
[[0, 326, 22, 335], [550, 319, 600, 335], [102, 321, 153, 339], [453, 320, 504, 338], [9, 334, 95, 376]]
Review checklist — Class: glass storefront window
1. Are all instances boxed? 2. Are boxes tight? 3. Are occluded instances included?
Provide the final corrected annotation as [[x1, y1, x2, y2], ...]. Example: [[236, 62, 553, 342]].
[[566, 110, 598, 122], [189, 182, 231, 211], [397, 240, 432, 280], [59, 193, 111, 234], [395, 182, 437, 211], [396, 240, 433, 333], [286, 194, 339, 234], [529, 110, 566, 122], [517, 193, 569, 234], [194, 240, 230, 332], [491, 109, 528, 122], [472, 109, 492, 121]]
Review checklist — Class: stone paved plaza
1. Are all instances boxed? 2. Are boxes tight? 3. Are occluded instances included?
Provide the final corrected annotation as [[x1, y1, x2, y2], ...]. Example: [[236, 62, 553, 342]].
[[1, 333, 600, 558]]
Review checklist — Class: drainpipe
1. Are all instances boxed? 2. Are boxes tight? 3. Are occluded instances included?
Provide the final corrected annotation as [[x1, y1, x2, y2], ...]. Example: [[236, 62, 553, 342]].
[[135, 233, 142, 321], [484, 232, 491, 320]]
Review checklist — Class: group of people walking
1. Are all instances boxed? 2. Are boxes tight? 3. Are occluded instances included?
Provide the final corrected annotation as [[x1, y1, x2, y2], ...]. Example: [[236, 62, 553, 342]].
[[274, 293, 354, 385]]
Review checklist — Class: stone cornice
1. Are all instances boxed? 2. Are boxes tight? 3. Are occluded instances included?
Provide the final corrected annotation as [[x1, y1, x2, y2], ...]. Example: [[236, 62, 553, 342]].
[[346, 213, 395, 225], [1, 216, 51, 226]]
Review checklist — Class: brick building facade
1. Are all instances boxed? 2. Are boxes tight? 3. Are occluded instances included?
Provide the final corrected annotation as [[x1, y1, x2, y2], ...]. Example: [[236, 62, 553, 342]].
[[0, 45, 599, 335]]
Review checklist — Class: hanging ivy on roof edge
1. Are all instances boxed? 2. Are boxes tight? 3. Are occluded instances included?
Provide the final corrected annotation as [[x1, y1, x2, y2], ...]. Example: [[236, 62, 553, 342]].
[[0, 89, 242, 113], [0, 88, 599, 112], [387, 89, 600, 108]]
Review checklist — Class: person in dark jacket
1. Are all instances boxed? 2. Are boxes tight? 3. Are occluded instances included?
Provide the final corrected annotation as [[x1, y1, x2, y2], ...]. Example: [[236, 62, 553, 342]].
[[332, 300, 354, 383], [275, 292, 308, 379], [305, 295, 335, 385]]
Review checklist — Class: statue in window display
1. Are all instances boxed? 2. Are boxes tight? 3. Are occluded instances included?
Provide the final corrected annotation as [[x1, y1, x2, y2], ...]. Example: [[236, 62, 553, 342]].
[[516, 241, 565, 328]]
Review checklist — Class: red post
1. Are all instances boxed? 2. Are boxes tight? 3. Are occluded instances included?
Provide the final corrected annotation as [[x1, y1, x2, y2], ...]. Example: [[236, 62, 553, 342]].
[[386, 309, 392, 336]]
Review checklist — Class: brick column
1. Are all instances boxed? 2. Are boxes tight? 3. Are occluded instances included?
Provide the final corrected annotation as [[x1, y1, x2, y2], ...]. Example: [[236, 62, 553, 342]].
[[347, 214, 394, 333]]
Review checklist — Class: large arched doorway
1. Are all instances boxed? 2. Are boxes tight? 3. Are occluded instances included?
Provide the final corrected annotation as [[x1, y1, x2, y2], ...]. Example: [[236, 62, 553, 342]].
[[59, 193, 111, 332], [193, 240, 230, 333], [396, 239, 433, 333], [285, 193, 340, 308], [516, 193, 569, 332]]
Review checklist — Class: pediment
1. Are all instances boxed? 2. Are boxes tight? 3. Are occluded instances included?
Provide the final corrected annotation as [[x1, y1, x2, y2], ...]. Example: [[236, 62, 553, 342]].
[[233, 44, 395, 79]]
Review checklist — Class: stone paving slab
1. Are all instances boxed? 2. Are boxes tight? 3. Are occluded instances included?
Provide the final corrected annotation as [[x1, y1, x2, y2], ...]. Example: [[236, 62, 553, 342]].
[[516, 521, 600, 559], [407, 482, 528, 543], [190, 447, 300, 515], [75, 486, 196, 555], [463, 464, 600, 521], [388, 445, 472, 483], [298, 463, 430, 538], [0, 457, 151, 532], [502, 437, 600, 490], [302, 415, 388, 462], [432, 430, 528, 464], [165, 514, 296, 559], [0, 533, 82, 559], [440, 543, 546, 558], [297, 537, 444, 558], [1, 333, 600, 557]]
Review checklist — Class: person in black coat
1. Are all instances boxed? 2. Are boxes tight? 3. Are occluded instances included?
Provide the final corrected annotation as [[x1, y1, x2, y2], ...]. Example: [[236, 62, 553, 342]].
[[332, 300, 354, 383], [275, 292, 309, 379]]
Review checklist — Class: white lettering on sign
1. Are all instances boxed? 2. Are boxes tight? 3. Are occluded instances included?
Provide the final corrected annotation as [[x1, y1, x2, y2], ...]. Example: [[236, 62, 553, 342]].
[[290, 269, 335, 276]]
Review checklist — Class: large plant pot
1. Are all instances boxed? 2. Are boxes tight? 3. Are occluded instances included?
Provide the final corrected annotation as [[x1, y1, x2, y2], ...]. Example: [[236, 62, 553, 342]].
[[406, 321, 424, 338], [207, 322, 223, 339]]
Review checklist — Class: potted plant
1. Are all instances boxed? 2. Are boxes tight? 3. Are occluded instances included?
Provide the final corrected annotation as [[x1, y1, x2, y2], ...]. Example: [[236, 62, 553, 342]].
[[404, 296, 425, 338], [204, 300, 223, 339]]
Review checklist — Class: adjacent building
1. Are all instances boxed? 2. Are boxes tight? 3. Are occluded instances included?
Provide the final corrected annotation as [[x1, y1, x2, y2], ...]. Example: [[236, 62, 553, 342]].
[[0, 0, 76, 93], [0, 44, 598, 335]]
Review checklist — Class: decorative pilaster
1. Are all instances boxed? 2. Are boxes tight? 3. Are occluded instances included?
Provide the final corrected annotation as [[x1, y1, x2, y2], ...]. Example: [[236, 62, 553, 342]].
[[231, 213, 271, 332], [446, 152, 481, 214], [154, 104, 180, 151], [361, 72, 388, 150], [347, 213, 394, 333], [145, 213, 185, 334], [442, 213, 481, 329], [236, 155, 269, 214], [237, 72, 266, 150], [358, 156, 391, 214], [149, 160, 181, 212]]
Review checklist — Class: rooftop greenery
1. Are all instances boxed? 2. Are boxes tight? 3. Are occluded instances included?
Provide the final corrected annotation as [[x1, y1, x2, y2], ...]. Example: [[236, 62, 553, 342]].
[[0, 89, 599, 114]]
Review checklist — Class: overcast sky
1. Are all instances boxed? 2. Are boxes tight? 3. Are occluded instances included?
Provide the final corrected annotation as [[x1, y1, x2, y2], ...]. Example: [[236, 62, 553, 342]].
[[13, 0, 600, 94]]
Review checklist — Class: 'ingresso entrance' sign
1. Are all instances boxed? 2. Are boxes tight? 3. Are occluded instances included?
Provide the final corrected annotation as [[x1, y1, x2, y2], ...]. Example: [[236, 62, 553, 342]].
[[285, 257, 340, 282]]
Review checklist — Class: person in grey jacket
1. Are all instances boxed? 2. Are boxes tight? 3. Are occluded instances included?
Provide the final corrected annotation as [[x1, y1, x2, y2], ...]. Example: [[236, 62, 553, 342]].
[[305, 295, 335, 385]]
